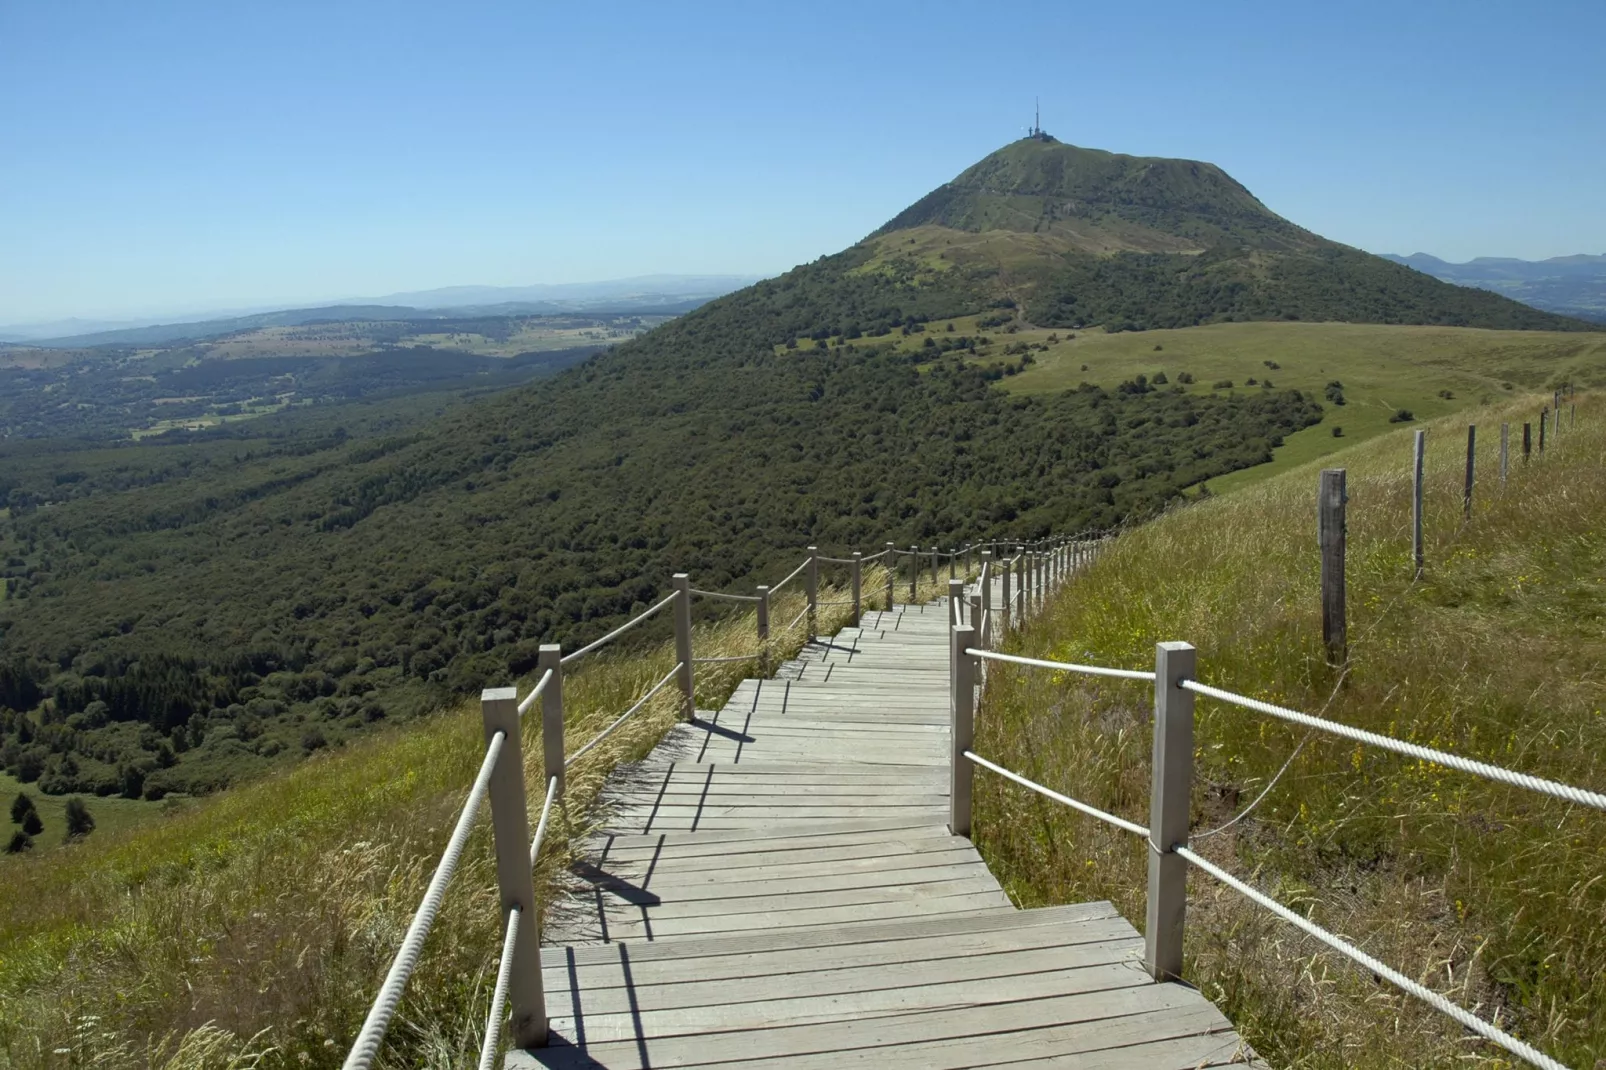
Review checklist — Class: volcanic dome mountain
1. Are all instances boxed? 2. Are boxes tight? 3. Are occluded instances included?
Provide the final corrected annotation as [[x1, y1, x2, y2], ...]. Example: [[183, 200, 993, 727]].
[[852, 136, 1588, 332]]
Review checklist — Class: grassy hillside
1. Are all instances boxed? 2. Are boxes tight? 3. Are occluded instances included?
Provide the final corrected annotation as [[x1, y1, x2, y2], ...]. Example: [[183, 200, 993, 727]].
[[0, 567, 925, 1068], [974, 393, 1604, 1067]]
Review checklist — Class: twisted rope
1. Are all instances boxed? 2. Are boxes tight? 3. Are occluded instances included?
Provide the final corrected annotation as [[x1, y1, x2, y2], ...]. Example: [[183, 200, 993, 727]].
[[566, 663, 682, 767], [516, 669, 554, 717], [529, 774, 558, 868], [1175, 847, 1569, 1070], [1181, 680, 1606, 811], [965, 751, 1149, 837], [559, 592, 677, 667], [968, 648, 1155, 682], [476, 904, 521, 1070], [343, 731, 505, 1070], [769, 558, 810, 594], [689, 588, 760, 603]]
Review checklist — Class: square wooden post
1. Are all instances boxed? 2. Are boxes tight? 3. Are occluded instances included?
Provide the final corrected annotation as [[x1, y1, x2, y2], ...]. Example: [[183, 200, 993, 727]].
[[1000, 558, 1012, 635], [979, 550, 993, 647], [756, 585, 770, 640], [480, 687, 547, 1046], [672, 574, 695, 719], [1145, 642, 1195, 982], [909, 544, 919, 602], [536, 645, 565, 801], [1319, 469, 1347, 664], [949, 622, 977, 837], [1463, 425, 1476, 519], [851, 551, 862, 625], [885, 542, 896, 610], [805, 546, 818, 636], [1499, 423, 1509, 484], [1412, 431, 1425, 580]]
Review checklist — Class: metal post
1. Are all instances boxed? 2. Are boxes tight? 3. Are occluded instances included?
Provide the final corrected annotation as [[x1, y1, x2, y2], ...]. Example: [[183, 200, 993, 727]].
[[1145, 641, 1195, 983], [949, 622, 977, 837], [885, 542, 896, 611], [756, 585, 770, 641], [805, 546, 818, 635], [1412, 431, 1425, 580], [537, 645, 565, 801], [480, 687, 547, 1046], [1000, 558, 1012, 635], [1500, 423, 1509, 484], [672, 574, 695, 719], [1463, 425, 1476, 520], [1319, 469, 1347, 664], [851, 551, 862, 626]]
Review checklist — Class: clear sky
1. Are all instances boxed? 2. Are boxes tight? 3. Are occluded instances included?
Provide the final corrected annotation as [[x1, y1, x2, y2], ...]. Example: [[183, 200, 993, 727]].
[[3, 0, 1603, 323]]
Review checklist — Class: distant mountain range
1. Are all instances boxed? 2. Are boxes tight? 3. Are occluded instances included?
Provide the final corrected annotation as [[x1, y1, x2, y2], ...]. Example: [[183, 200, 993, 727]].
[[0, 275, 765, 347], [1380, 253, 1606, 323]]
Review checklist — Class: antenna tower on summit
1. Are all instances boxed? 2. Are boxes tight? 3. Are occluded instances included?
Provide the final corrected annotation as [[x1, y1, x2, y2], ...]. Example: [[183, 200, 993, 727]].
[[1027, 98, 1049, 140]]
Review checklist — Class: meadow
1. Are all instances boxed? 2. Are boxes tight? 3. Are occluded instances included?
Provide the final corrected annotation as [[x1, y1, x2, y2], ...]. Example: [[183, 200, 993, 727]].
[[973, 392, 1605, 1067]]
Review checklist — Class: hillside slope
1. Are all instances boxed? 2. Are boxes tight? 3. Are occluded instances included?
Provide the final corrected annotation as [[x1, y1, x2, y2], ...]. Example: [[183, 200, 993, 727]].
[[976, 394, 1605, 1067], [867, 137, 1595, 332]]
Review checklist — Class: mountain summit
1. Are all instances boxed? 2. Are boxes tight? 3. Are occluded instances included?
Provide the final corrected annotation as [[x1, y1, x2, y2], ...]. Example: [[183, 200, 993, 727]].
[[855, 137, 1590, 332]]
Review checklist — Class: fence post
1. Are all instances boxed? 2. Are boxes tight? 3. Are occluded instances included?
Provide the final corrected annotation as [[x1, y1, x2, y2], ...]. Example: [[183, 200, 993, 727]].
[[948, 549, 956, 581], [537, 645, 565, 801], [948, 578, 964, 626], [1500, 423, 1509, 484], [1145, 641, 1195, 983], [806, 546, 818, 635], [672, 574, 695, 719], [979, 550, 993, 647], [1463, 425, 1476, 519], [885, 542, 896, 611], [756, 585, 770, 640], [1001, 558, 1012, 635], [1412, 430, 1425, 580], [480, 687, 547, 1046], [909, 545, 918, 602], [850, 551, 862, 625], [1523, 422, 1532, 464], [949, 622, 977, 838], [1319, 469, 1347, 664], [930, 545, 939, 590], [1540, 409, 1547, 452]]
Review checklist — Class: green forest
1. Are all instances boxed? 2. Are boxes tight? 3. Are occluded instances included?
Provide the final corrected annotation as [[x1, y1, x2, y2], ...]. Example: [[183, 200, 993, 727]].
[[0, 252, 1322, 804]]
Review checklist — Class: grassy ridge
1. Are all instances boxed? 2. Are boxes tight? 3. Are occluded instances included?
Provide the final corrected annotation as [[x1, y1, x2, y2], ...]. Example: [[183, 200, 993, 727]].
[[0, 564, 942, 1069], [975, 395, 1605, 1067]]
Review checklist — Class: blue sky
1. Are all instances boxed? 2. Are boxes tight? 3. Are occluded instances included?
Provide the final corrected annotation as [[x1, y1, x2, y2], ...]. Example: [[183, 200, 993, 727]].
[[2, 0, 1603, 322]]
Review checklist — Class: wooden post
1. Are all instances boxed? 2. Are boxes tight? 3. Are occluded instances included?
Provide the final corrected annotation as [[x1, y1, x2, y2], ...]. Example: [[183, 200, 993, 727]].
[[979, 550, 993, 647], [949, 622, 977, 838], [1523, 422, 1532, 464], [930, 545, 939, 590], [1319, 469, 1347, 664], [1412, 430, 1425, 580], [1000, 558, 1012, 635], [756, 585, 770, 640], [1145, 641, 1195, 983], [672, 574, 695, 718], [1500, 423, 1509, 484], [884, 542, 896, 610], [536, 645, 565, 801], [1463, 425, 1476, 519], [1540, 409, 1547, 453], [909, 545, 918, 602], [948, 578, 964, 627], [851, 551, 862, 626], [948, 549, 956, 581], [805, 546, 818, 635], [969, 591, 982, 649], [480, 687, 547, 1045]]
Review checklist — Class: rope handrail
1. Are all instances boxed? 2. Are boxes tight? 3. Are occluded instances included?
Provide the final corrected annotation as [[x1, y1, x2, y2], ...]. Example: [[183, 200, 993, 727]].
[[529, 775, 558, 868], [516, 669, 554, 717], [816, 597, 856, 606], [968, 648, 1156, 682], [565, 663, 682, 767], [965, 751, 1149, 837], [785, 606, 810, 633], [815, 555, 857, 565], [689, 588, 761, 603], [693, 652, 763, 664], [559, 592, 677, 667], [1174, 846, 1569, 1070], [1180, 679, 1606, 812], [769, 558, 810, 594], [343, 731, 506, 1070], [860, 548, 891, 561], [476, 904, 521, 1070]]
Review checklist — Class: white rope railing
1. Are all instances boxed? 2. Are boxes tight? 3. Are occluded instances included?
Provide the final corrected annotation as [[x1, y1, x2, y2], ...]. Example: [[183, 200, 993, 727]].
[[516, 669, 554, 717], [529, 774, 558, 868], [815, 555, 857, 565], [968, 648, 1155, 682], [965, 751, 1149, 837], [860, 548, 892, 561], [1175, 846, 1570, 1070], [559, 592, 677, 667], [693, 652, 763, 664], [769, 557, 811, 593], [565, 663, 682, 767], [343, 731, 506, 1070], [689, 588, 761, 603], [476, 904, 521, 1070], [785, 606, 810, 632], [1180, 680, 1606, 812]]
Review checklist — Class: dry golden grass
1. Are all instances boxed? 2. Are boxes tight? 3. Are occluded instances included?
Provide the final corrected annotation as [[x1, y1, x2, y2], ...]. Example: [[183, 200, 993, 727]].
[[0, 564, 911, 1069], [975, 396, 1605, 1068]]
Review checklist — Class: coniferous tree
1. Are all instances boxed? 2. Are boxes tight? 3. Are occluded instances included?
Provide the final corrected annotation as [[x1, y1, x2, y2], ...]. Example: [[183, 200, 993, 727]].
[[4, 830, 31, 854], [9, 791, 33, 825], [64, 797, 94, 838], [21, 810, 43, 836]]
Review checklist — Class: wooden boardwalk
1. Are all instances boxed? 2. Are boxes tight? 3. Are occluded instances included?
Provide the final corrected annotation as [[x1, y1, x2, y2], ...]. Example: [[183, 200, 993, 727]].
[[514, 598, 1257, 1068]]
